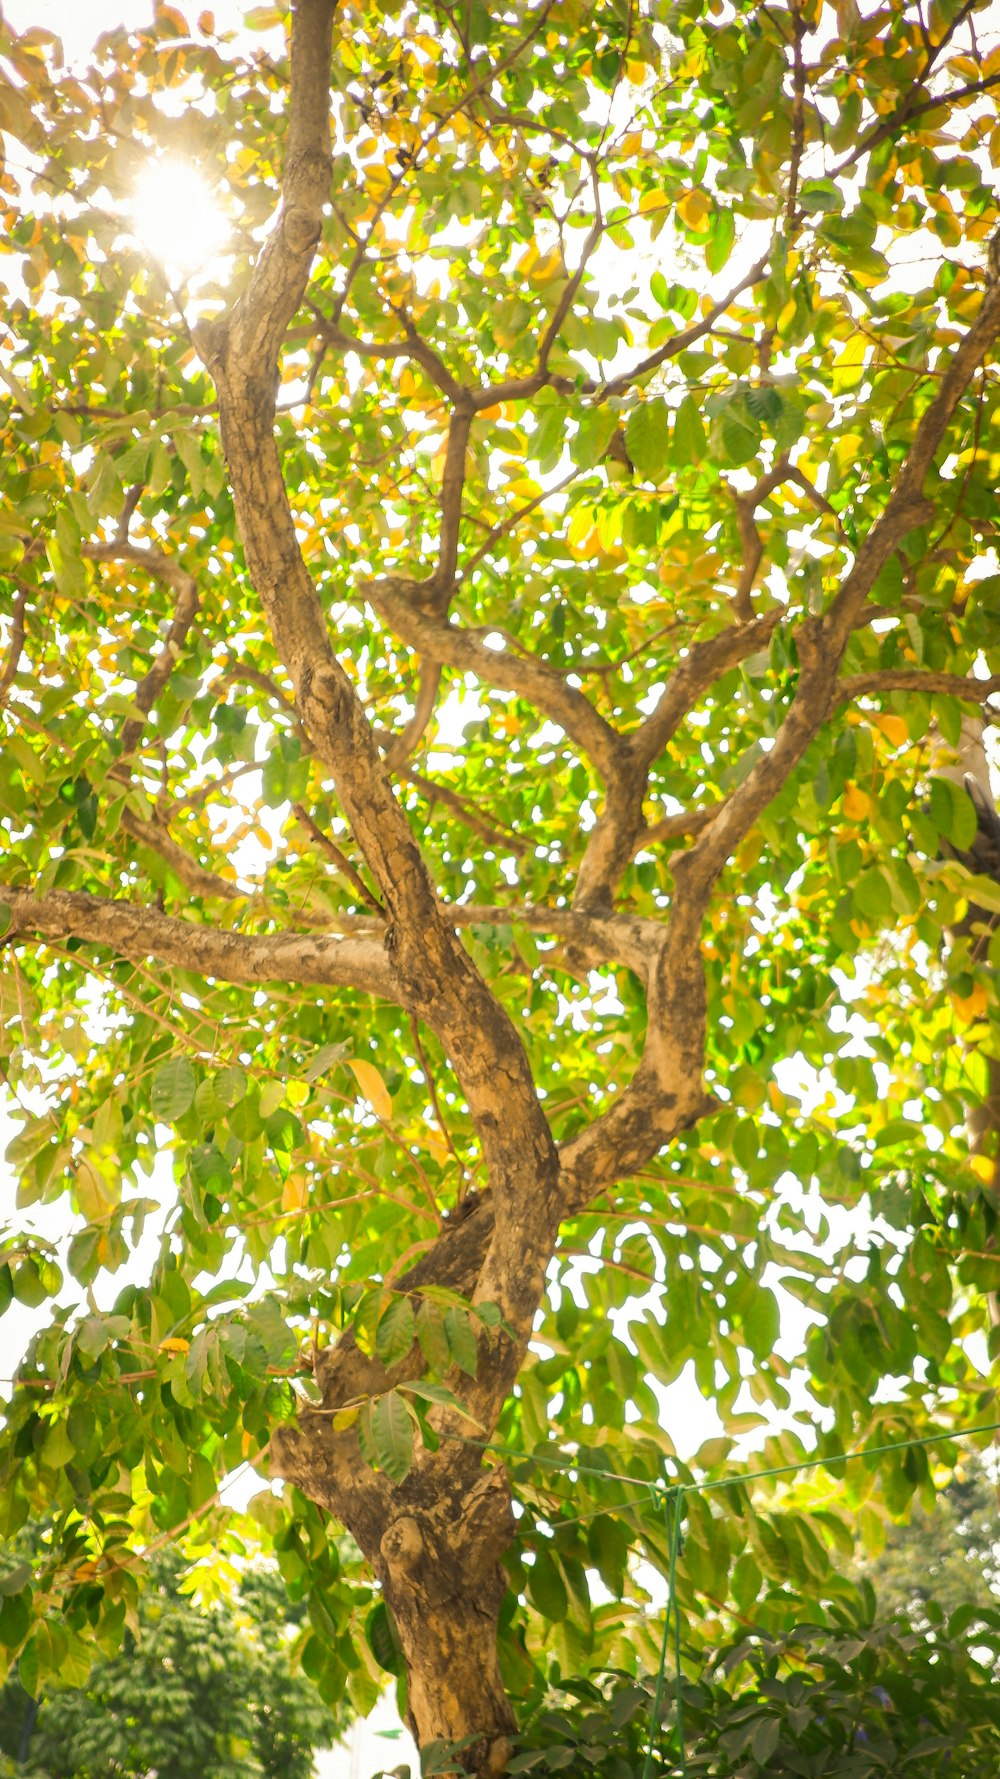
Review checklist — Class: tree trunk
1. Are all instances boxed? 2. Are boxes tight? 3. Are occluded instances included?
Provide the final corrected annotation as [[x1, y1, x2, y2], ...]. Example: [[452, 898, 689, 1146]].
[[273, 1410, 517, 1775], [377, 1470, 517, 1774]]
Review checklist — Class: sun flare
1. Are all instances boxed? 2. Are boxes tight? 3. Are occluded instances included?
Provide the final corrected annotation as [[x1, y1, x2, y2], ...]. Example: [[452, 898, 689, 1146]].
[[130, 160, 229, 273]]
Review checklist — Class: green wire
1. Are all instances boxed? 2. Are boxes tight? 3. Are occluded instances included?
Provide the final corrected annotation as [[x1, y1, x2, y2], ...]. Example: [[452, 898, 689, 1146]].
[[641, 1486, 688, 1779]]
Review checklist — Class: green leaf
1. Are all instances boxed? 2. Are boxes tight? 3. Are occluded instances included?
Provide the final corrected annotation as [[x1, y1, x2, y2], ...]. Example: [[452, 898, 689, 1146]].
[[150, 1057, 197, 1123], [370, 1390, 414, 1482], [853, 868, 894, 924], [366, 1600, 401, 1673], [375, 1295, 416, 1366], [416, 1299, 452, 1373], [716, 402, 760, 466], [401, 1380, 483, 1427], [625, 398, 671, 481], [0, 1590, 29, 1650], [751, 1716, 781, 1763], [444, 1306, 479, 1377], [929, 776, 978, 851], [572, 407, 618, 471], [526, 1551, 568, 1623], [705, 207, 735, 274], [0, 1561, 31, 1597], [671, 394, 706, 465]]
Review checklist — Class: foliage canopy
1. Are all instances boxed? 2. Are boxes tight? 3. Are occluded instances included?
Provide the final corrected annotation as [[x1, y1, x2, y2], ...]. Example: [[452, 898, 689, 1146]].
[[0, 1547, 340, 1779], [2, 0, 1000, 1771]]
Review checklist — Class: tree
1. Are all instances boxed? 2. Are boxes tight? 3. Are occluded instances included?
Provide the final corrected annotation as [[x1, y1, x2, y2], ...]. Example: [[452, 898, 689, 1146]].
[[2, 0, 1000, 1772], [851, 1450, 1000, 1631], [0, 1546, 340, 1779]]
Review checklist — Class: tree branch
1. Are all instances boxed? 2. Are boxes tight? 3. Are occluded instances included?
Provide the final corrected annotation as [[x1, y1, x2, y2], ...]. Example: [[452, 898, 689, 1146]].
[[2, 888, 402, 1002], [836, 670, 1000, 709], [830, 4, 994, 177], [669, 278, 1000, 905], [365, 579, 623, 783], [196, 0, 561, 1337], [0, 580, 29, 710], [81, 542, 200, 762]]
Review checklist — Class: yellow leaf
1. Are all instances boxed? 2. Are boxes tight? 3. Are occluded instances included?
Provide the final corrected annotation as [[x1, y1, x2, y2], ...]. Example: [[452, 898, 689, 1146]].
[[158, 1336, 190, 1355], [425, 1126, 450, 1165], [282, 1172, 309, 1213], [873, 713, 908, 748], [832, 339, 867, 391], [75, 1156, 119, 1222], [952, 983, 988, 1024], [677, 188, 709, 231], [347, 1058, 393, 1123], [364, 163, 393, 203], [970, 1152, 996, 1184], [529, 249, 564, 284], [842, 784, 871, 821]]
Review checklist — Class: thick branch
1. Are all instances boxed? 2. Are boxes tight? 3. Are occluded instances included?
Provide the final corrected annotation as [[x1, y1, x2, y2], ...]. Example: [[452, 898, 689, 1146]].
[[572, 610, 782, 911], [197, 0, 560, 1335], [631, 608, 783, 772], [837, 670, 1000, 708], [366, 578, 623, 782], [2, 888, 402, 1001], [671, 279, 1000, 903], [119, 805, 243, 903], [381, 661, 442, 771]]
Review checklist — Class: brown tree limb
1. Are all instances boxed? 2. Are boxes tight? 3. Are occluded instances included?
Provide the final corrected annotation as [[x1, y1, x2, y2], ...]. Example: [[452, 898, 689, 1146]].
[[81, 543, 200, 761], [433, 402, 474, 598], [470, 254, 769, 412], [2, 887, 402, 1002], [571, 609, 783, 911], [365, 579, 624, 783], [196, 0, 561, 1351], [669, 279, 1000, 905], [118, 805, 244, 903], [830, 4, 994, 177], [837, 669, 1000, 708], [381, 660, 443, 770], [632, 607, 784, 771], [389, 759, 530, 857], [636, 804, 720, 850], [292, 803, 384, 913]]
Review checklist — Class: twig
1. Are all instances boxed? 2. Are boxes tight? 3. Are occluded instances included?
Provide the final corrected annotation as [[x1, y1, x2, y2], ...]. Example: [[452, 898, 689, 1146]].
[[0, 581, 29, 709], [292, 805, 384, 913]]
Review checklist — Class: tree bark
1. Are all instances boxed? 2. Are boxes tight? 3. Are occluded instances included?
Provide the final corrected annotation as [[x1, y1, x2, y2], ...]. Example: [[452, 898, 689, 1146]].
[[273, 1396, 517, 1774]]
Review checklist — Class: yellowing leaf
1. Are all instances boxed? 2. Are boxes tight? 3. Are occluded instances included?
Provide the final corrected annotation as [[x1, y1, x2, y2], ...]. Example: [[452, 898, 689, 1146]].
[[425, 1126, 450, 1165], [529, 249, 564, 284], [952, 983, 988, 1024], [158, 1336, 190, 1355], [873, 714, 908, 748], [75, 1157, 119, 1223], [832, 339, 867, 391], [347, 1058, 393, 1122], [970, 1152, 996, 1184], [842, 784, 871, 821], [282, 1172, 309, 1213], [677, 189, 709, 231]]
